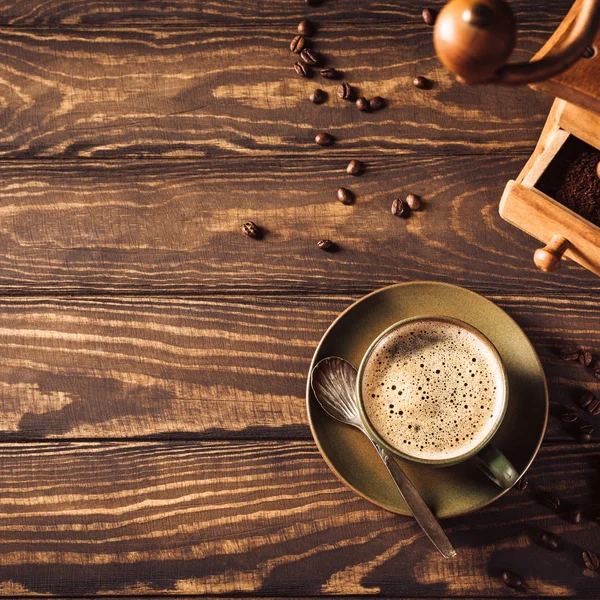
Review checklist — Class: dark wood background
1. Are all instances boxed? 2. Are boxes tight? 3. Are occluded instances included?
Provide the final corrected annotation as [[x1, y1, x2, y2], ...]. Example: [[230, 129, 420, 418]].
[[0, 0, 598, 597]]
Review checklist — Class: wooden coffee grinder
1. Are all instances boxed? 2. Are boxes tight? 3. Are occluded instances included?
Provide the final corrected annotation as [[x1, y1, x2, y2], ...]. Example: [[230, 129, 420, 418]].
[[433, 0, 600, 275]]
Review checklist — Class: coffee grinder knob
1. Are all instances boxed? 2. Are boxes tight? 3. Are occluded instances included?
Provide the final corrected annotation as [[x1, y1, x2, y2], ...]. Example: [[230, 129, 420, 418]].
[[433, 0, 517, 83], [534, 235, 569, 272]]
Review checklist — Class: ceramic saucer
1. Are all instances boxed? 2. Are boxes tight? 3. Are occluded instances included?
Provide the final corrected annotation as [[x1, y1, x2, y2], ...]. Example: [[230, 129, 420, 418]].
[[306, 282, 548, 518]]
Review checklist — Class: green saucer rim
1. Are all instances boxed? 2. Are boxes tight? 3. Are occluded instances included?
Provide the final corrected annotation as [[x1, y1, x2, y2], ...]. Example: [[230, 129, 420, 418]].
[[305, 281, 549, 518]]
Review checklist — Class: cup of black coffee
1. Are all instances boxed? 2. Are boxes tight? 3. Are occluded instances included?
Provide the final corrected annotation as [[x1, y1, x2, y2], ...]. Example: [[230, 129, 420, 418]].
[[356, 316, 518, 488]]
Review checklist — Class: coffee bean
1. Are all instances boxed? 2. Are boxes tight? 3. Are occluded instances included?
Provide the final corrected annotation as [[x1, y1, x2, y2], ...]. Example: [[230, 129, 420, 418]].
[[300, 48, 320, 65], [501, 570, 523, 590], [338, 82, 353, 100], [391, 198, 408, 217], [588, 398, 600, 416], [541, 491, 561, 510], [537, 531, 560, 551], [346, 160, 362, 176], [595, 368, 600, 381], [567, 507, 582, 524], [315, 132, 334, 146], [582, 46, 596, 59], [369, 96, 386, 111], [290, 35, 306, 53], [583, 550, 599, 571], [298, 19, 315, 37], [406, 193, 422, 210], [337, 188, 354, 205], [422, 7, 438, 26], [294, 62, 310, 77], [309, 89, 327, 104], [320, 68, 339, 80], [317, 239, 335, 251], [579, 350, 593, 366], [560, 346, 581, 361], [356, 97, 370, 112], [560, 410, 578, 423], [413, 75, 432, 89], [516, 474, 529, 492], [242, 221, 260, 239], [580, 392, 595, 408], [578, 425, 594, 443]]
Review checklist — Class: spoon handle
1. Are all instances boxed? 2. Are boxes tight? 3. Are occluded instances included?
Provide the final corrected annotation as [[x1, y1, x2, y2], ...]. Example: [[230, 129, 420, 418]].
[[372, 442, 457, 559]]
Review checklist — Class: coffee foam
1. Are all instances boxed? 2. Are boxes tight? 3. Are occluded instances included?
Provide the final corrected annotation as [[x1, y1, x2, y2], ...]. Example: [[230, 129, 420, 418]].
[[362, 320, 505, 462]]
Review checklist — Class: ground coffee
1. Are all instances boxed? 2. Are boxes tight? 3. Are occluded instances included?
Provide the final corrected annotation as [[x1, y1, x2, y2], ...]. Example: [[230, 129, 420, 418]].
[[536, 136, 600, 228]]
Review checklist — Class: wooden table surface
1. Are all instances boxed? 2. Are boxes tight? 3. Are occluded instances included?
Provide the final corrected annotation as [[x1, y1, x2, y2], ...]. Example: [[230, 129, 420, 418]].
[[0, 0, 599, 597]]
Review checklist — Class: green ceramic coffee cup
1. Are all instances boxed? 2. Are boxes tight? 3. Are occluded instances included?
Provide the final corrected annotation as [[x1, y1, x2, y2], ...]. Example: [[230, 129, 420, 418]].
[[356, 316, 518, 489]]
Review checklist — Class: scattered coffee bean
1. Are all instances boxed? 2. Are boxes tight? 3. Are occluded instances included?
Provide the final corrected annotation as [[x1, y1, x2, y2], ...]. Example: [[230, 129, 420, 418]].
[[338, 82, 353, 100], [516, 475, 529, 492], [413, 75, 432, 89], [406, 193, 422, 210], [298, 19, 315, 37], [579, 350, 593, 366], [290, 35, 306, 53], [501, 570, 523, 590], [541, 491, 561, 510], [595, 368, 600, 380], [582, 46, 596, 59], [583, 550, 599, 571], [369, 96, 386, 111], [346, 160, 362, 176], [560, 346, 581, 361], [560, 410, 578, 423], [391, 198, 408, 217], [295, 62, 310, 77], [315, 132, 334, 146], [317, 239, 336, 251], [537, 531, 560, 551], [580, 392, 595, 408], [588, 398, 600, 416], [320, 67, 339, 79], [337, 188, 354, 205], [242, 221, 260, 239], [309, 89, 327, 104], [422, 7, 438, 26], [356, 97, 370, 112], [300, 48, 320, 65], [578, 424, 594, 443], [567, 507, 582, 524]]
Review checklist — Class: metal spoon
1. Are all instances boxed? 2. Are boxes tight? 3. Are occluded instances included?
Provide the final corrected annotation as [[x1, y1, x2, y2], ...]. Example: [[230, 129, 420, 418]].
[[311, 356, 457, 559]]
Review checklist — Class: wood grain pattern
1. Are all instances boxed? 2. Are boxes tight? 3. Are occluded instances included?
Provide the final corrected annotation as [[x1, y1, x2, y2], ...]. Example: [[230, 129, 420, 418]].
[[0, 156, 598, 295], [500, 181, 600, 276], [0, 0, 570, 27], [0, 441, 598, 597], [0, 293, 597, 441], [0, 24, 554, 159]]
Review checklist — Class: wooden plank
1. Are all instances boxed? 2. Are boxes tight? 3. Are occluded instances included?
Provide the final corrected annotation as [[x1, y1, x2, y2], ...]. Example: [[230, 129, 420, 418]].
[[0, 440, 597, 597], [0, 24, 553, 159], [0, 294, 597, 441], [0, 155, 597, 295], [0, 0, 571, 27]]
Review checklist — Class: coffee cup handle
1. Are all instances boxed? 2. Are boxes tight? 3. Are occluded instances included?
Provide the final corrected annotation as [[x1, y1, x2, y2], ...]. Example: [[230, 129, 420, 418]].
[[475, 443, 519, 489]]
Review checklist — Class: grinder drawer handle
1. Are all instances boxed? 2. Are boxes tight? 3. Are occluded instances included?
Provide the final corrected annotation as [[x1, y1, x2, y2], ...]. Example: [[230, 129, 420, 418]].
[[534, 235, 569, 272]]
